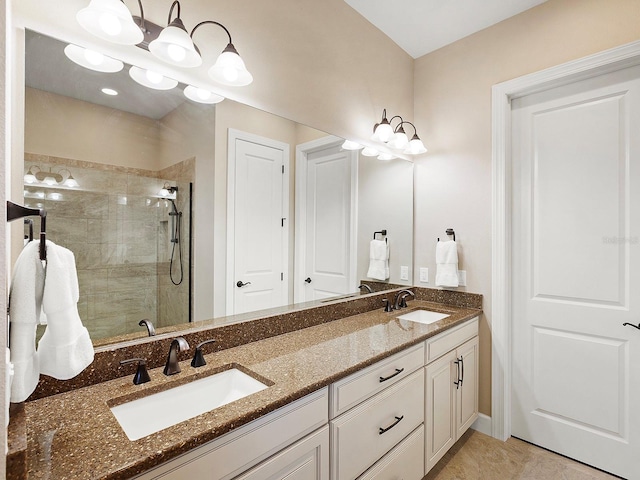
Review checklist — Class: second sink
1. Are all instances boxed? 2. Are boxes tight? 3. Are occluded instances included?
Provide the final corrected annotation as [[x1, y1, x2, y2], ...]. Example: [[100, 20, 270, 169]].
[[110, 367, 269, 440], [397, 309, 450, 325]]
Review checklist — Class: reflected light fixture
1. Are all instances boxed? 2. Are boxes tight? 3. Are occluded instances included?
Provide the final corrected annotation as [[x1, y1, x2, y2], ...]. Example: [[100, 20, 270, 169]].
[[23, 166, 80, 188], [361, 147, 379, 157], [183, 85, 224, 104], [377, 153, 396, 161], [64, 44, 124, 72], [341, 140, 363, 151], [129, 65, 178, 90], [76, 0, 253, 87], [76, 0, 144, 45]]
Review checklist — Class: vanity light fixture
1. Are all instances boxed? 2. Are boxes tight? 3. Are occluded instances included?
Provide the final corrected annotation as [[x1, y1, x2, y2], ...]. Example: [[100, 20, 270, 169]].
[[63, 44, 124, 72], [183, 85, 224, 104], [23, 166, 80, 188], [129, 65, 178, 90], [76, 0, 144, 45], [377, 153, 396, 161], [371, 109, 428, 156], [361, 147, 379, 157], [76, 0, 253, 87]]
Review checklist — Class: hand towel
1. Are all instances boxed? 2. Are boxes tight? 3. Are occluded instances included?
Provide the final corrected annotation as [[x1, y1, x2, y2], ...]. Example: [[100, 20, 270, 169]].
[[435, 240, 459, 287], [9, 240, 45, 402], [367, 239, 389, 281], [38, 241, 94, 380]]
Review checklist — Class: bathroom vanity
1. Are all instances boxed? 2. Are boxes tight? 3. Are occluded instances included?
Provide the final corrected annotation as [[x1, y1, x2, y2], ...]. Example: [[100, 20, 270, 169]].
[[15, 291, 481, 480]]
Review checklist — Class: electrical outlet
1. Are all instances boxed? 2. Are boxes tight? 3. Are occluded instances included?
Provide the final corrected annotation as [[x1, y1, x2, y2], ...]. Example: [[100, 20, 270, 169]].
[[400, 266, 409, 281], [419, 267, 429, 283], [457, 270, 467, 286]]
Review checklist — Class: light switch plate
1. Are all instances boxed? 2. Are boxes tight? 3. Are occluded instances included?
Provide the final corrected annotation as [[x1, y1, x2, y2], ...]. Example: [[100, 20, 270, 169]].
[[457, 270, 467, 286], [400, 266, 409, 281], [419, 267, 428, 283]]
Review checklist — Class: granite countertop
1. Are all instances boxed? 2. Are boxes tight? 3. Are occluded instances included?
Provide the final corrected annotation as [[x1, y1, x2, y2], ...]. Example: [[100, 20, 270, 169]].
[[23, 300, 481, 480]]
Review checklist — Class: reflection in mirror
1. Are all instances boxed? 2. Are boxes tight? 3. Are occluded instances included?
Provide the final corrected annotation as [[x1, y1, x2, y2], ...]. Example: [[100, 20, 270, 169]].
[[22, 30, 414, 346]]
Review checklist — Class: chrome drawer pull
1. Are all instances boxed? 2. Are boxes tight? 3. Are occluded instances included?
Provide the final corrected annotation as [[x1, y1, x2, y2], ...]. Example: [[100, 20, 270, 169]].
[[379, 415, 404, 435], [379, 368, 404, 383]]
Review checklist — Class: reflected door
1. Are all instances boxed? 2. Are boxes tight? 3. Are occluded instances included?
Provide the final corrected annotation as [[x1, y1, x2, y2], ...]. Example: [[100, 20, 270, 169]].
[[295, 137, 357, 302], [511, 64, 640, 478], [228, 130, 289, 315]]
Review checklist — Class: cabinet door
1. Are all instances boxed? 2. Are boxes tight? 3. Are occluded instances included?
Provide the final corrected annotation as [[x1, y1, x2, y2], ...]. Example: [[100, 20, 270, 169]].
[[424, 349, 457, 473], [456, 336, 479, 438], [234, 426, 329, 480]]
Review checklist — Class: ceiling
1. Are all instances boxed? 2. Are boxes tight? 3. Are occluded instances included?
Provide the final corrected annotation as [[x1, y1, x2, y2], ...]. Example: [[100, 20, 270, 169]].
[[344, 0, 548, 59]]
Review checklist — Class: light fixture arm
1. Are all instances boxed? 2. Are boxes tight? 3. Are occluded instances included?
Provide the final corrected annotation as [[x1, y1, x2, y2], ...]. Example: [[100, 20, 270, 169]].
[[395, 120, 417, 135], [190, 19, 233, 45], [167, 0, 181, 25]]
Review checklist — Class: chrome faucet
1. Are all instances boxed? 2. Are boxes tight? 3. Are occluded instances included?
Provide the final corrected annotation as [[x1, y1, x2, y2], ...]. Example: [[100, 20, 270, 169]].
[[163, 337, 190, 376], [138, 318, 155, 336], [358, 284, 373, 293], [393, 289, 415, 310]]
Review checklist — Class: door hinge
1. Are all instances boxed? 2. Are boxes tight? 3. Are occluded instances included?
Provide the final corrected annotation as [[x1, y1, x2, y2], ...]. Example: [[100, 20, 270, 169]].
[[281, 272, 284, 281], [281, 217, 286, 227]]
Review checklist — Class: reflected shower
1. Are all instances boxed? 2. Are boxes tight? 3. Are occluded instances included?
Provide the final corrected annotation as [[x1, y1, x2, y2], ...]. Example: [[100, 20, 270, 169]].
[[166, 185, 184, 286]]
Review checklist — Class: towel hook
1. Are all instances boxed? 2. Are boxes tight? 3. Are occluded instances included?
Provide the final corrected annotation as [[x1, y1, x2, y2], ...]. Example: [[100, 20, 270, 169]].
[[438, 228, 456, 242], [373, 229, 388, 243], [6, 201, 47, 261]]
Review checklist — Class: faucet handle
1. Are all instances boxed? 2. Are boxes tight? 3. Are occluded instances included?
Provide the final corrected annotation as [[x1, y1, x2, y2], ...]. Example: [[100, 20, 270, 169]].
[[191, 339, 217, 368], [382, 298, 394, 312], [120, 358, 151, 385]]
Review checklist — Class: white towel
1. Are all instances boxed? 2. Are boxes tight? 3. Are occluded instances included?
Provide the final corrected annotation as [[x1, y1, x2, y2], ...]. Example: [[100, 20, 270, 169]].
[[9, 241, 45, 402], [435, 240, 459, 287], [38, 241, 94, 380], [367, 239, 389, 281]]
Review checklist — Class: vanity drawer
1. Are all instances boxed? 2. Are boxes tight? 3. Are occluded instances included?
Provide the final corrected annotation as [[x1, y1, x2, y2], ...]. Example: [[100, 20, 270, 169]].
[[330, 343, 424, 418], [330, 369, 424, 480], [425, 317, 478, 364], [357, 426, 424, 480], [135, 388, 328, 480]]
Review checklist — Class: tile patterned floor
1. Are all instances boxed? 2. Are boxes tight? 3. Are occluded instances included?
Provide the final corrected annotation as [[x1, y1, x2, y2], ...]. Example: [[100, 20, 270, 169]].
[[424, 430, 620, 480]]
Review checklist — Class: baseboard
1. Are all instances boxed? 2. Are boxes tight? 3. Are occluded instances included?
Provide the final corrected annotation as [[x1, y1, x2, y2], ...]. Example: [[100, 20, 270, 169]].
[[471, 413, 492, 436]]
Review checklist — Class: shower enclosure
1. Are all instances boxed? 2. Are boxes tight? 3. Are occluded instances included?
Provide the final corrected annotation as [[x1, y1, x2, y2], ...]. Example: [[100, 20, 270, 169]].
[[23, 156, 193, 342]]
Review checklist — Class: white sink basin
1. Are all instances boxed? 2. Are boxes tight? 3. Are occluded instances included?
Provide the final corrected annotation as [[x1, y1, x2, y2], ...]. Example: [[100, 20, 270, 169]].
[[110, 368, 268, 440], [397, 309, 450, 325]]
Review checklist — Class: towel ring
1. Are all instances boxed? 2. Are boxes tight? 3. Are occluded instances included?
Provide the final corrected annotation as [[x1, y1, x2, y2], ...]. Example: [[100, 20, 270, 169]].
[[438, 228, 455, 242]]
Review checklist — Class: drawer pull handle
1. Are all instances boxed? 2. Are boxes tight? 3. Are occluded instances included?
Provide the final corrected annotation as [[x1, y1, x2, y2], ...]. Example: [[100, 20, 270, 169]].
[[379, 368, 404, 382], [379, 415, 404, 435]]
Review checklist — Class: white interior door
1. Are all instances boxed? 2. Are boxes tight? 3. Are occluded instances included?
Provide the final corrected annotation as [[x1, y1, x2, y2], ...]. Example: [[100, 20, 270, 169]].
[[295, 137, 357, 302], [511, 64, 640, 478], [227, 130, 289, 315]]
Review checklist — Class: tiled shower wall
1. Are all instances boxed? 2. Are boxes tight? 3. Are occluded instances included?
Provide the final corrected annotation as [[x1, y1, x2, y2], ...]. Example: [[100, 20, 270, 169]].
[[23, 153, 194, 341]]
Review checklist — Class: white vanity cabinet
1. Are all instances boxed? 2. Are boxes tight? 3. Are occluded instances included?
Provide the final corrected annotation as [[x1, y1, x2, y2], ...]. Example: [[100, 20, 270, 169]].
[[329, 343, 426, 480], [424, 318, 479, 473], [134, 388, 329, 480]]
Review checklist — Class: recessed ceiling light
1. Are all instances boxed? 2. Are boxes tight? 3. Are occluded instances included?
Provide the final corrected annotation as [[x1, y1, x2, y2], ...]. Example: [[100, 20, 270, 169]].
[[101, 88, 118, 95]]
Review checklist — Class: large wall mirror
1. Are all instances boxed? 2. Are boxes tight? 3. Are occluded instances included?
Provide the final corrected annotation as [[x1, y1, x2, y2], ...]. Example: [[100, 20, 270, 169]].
[[19, 30, 414, 347]]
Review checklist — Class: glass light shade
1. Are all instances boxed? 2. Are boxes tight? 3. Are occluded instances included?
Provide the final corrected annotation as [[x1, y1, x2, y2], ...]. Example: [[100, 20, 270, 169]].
[[403, 135, 428, 155], [149, 19, 202, 68], [24, 172, 36, 184], [129, 66, 178, 90], [341, 140, 363, 150], [63, 175, 79, 188], [43, 176, 57, 186], [76, 0, 143, 45], [371, 121, 393, 143], [361, 147, 379, 157], [389, 131, 408, 150], [377, 153, 396, 161], [184, 85, 225, 104], [47, 192, 63, 201], [208, 45, 253, 86], [158, 188, 169, 197], [64, 44, 123, 73]]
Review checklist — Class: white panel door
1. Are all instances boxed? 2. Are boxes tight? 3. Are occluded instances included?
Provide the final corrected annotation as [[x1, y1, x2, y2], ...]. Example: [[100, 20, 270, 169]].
[[299, 140, 356, 301], [511, 65, 640, 478], [231, 135, 287, 314]]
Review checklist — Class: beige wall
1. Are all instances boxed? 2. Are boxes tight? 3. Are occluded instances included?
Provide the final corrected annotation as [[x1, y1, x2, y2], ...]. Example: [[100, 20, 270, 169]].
[[413, 0, 640, 416], [24, 88, 162, 169]]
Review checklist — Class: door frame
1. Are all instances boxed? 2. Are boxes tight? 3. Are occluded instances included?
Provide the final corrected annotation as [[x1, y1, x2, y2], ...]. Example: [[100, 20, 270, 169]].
[[294, 135, 358, 303], [492, 40, 640, 441], [226, 128, 290, 315]]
